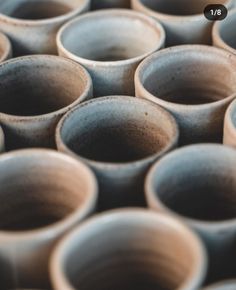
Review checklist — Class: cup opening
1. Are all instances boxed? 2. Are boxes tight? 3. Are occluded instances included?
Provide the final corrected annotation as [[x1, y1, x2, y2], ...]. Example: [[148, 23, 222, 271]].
[[219, 12, 236, 50], [0, 57, 88, 117]]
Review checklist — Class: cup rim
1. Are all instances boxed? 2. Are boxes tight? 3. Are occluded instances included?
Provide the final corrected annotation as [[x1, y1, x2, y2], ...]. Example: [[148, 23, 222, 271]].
[[135, 44, 236, 110], [0, 54, 92, 120], [0, 125, 5, 152], [131, 0, 232, 20], [56, 95, 179, 169], [57, 8, 166, 66], [0, 0, 90, 26], [145, 143, 236, 230], [50, 208, 207, 290], [0, 32, 12, 63], [224, 99, 236, 136], [203, 279, 236, 289], [0, 148, 98, 240]]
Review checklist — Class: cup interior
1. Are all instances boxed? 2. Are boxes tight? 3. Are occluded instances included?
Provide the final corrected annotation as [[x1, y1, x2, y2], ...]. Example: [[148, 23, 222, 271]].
[[0, 151, 94, 231], [137, 0, 228, 16], [140, 47, 236, 105], [0, 56, 89, 116], [0, 0, 84, 20], [58, 212, 201, 290], [148, 146, 236, 222], [59, 97, 177, 163], [218, 11, 236, 50], [60, 11, 163, 61]]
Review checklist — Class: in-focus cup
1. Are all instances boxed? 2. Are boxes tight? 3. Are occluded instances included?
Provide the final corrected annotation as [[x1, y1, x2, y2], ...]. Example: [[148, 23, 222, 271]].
[[56, 96, 179, 210], [57, 9, 165, 96], [0, 55, 92, 150], [0, 149, 98, 288], [146, 144, 236, 282], [135, 45, 236, 145], [50, 209, 207, 290]]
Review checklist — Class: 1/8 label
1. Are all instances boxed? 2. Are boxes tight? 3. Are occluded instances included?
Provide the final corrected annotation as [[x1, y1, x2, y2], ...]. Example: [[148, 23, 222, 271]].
[[204, 4, 228, 20]]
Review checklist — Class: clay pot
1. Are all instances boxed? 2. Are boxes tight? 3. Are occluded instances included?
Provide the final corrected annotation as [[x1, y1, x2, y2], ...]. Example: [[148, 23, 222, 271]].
[[57, 9, 165, 96], [0, 126, 5, 153], [223, 99, 236, 146], [213, 9, 236, 54], [50, 209, 207, 290], [203, 280, 236, 289], [0, 0, 90, 56], [91, 0, 130, 9], [131, 0, 233, 46], [0, 149, 98, 288], [0, 55, 92, 150], [145, 144, 236, 282], [135, 45, 236, 145], [56, 96, 179, 210], [0, 32, 12, 62]]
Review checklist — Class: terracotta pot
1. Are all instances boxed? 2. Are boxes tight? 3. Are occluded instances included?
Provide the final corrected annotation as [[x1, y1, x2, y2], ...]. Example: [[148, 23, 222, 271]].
[[0, 149, 98, 288], [0, 0, 90, 56], [57, 9, 165, 96], [131, 0, 233, 46], [0, 55, 92, 150], [203, 280, 236, 289], [0, 126, 5, 153], [135, 45, 236, 145], [223, 99, 236, 146], [91, 0, 130, 9], [56, 96, 179, 210], [50, 209, 207, 290], [213, 9, 236, 54], [0, 32, 12, 62], [145, 144, 236, 282]]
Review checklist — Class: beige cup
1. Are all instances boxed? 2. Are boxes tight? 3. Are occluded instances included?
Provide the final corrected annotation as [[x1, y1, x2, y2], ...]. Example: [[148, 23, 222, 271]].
[[223, 99, 236, 146], [135, 45, 236, 145], [50, 209, 207, 290], [0, 149, 98, 289], [0, 0, 90, 56], [57, 9, 165, 96], [0, 55, 92, 150], [0, 32, 12, 62]]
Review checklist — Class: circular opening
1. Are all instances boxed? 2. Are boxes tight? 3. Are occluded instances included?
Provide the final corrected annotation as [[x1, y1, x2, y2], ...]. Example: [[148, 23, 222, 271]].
[[0, 0, 83, 20], [140, 47, 236, 105], [60, 11, 163, 62], [0, 152, 93, 232], [60, 97, 177, 164], [218, 11, 236, 50], [59, 212, 201, 290], [0, 57, 89, 117], [138, 0, 228, 16], [149, 146, 236, 222]]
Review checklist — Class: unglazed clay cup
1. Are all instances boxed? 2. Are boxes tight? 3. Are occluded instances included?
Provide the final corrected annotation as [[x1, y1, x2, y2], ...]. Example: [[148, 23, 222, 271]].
[[56, 96, 179, 210], [0, 55, 92, 150], [135, 45, 236, 145], [0, 32, 12, 62], [0, 149, 98, 289], [223, 99, 236, 146], [50, 209, 207, 290], [0, 0, 90, 56], [131, 0, 233, 46], [146, 144, 236, 282], [203, 280, 236, 289], [91, 0, 130, 9], [57, 9, 165, 96], [213, 9, 236, 54]]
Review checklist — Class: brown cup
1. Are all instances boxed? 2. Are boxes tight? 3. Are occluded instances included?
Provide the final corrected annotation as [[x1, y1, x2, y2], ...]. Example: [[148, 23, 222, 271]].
[[135, 45, 236, 145], [57, 9, 165, 96], [146, 144, 236, 282], [50, 209, 207, 290], [0, 32, 12, 62], [0, 55, 92, 150], [91, 0, 130, 9], [56, 96, 179, 210], [223, 99, 236, 147], [0, 149, 98, 289], [0, 0, 90, 56]]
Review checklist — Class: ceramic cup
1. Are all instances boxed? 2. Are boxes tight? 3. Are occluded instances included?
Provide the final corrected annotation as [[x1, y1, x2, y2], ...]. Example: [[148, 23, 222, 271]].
[[50, 209, 207, 290], [223, 99, 236, 147], [56, 96, 179, 210], [0, 55, 92, 150], [57, 9, 165, 96], [131, 0, 233, 46], [0, 126, 5, 153], [91, 0, 130, 9], [146, 144, 236, 282], [135, 45, 236, 145], [0, 32, 12, 62], [213, 9, 236, 54], [0, 149, 97, 289], [203, 280, 236, 289], [0, 0, 90, 56]]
